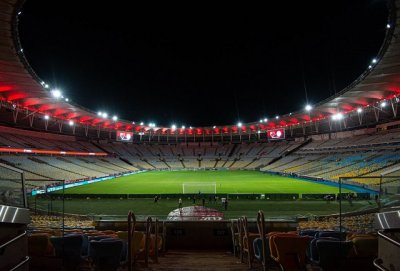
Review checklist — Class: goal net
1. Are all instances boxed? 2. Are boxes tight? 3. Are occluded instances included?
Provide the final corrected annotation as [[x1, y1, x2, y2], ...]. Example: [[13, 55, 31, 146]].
[[182, 182, 217, 194]]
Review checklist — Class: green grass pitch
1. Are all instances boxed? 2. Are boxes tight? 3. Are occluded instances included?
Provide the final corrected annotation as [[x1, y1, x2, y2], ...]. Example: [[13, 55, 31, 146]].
[[63, 170, 352, 194]]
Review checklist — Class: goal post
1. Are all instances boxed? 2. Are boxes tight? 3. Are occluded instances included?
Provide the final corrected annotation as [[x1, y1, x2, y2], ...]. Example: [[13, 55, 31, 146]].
[[182, 182, 217, 194]]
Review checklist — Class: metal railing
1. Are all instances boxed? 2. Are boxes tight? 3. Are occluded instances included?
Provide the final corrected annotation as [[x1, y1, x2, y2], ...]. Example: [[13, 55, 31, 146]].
[[0, 231, 29, 271], [0, 231, 27, 251], [9, 256, 29, 271]]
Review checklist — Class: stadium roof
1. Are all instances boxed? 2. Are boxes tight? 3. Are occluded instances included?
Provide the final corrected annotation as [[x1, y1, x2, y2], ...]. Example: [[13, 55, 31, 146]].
[[0, 0, 399, 137]]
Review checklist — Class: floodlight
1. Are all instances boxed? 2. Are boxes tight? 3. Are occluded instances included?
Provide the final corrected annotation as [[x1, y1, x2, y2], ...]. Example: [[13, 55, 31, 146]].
[[51, 89, 62, 98], [305, 104, 312, 111], [102, 112, 108, 118], [332, 113, 343, 120], [44, 84, 49, 89], [98, 111, 102, 116], [237, 122, 242, 127], [357, 108, 363, 113], [264, 118, 268, 122], [44, 115, 49, 120], [171, 124, 177, 129], [259, 119, 263, 123], [68, 120, 74, 126], [65, 98, 69, 102], [40, 81, 45, 86], [387, 24, 391, 29], [140, 122, 144, 125], [112, 115, 118, 121], [372, 58, 377, 64], [368, 65, 372, 69], [213, 126, 216, 129], [380, 101, 387, 107], [182, 125, 185, 129], [275, 116, 279, 119]]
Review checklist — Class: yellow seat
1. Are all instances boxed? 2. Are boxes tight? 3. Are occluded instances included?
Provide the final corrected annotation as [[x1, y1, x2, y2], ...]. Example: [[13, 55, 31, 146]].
[[117, 231, 145, 258]]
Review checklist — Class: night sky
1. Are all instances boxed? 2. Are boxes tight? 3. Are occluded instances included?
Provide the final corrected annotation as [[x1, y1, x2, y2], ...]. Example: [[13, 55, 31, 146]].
[[18, 1, 388, 127]]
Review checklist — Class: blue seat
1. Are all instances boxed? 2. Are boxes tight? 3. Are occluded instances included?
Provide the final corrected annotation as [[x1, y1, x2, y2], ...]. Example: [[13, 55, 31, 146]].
[[50, 235, 84, 269], [66, 233, 89, 256], [314, 240, 353, 270], [299, 229, 319, 237], [99, 238, 128, 262], [88, 235, 115, 242], [316, 231, 346, 240], [89, 239, 124, 271], [50, 235, 84, 258], [253, 238, 264, 261]]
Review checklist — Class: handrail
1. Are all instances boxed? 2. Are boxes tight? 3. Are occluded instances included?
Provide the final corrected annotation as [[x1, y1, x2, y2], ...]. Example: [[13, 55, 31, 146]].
[[0, 231, 27, 250], [127, 211, 136, 271], [9, 256, 29, 271], [144, 216, 153, 267], [378, 230, 400, 247], [154, 218, 159, 263], [256, 210, 267, 271], [373, 258, 389, 271]]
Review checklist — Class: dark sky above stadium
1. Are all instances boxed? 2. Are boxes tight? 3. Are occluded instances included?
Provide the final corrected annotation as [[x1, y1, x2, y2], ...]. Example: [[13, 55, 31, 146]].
[[18, 1, 388, 127]]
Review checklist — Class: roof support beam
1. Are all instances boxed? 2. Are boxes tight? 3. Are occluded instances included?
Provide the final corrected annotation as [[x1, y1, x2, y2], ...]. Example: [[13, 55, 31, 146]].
[[44, 118, 49, 131], [391, 99, 398, 118], [58, 121, 63, 133], [12, 108, 18, 123], [373, 107, 380, 122], [357, 111, 363, 125], [28, 113, 34, 127]]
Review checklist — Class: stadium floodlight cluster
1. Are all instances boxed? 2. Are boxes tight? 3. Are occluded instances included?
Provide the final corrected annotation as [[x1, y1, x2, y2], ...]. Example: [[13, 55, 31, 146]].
[[331, 113, 344, 121], [51, 89, 62, 99], [97, 111, 118, 121]]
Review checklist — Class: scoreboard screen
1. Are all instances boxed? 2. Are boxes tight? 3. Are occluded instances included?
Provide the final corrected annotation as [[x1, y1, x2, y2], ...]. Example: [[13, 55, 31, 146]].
[[116, 131, 133, 142], [267, 128, 285, 140]]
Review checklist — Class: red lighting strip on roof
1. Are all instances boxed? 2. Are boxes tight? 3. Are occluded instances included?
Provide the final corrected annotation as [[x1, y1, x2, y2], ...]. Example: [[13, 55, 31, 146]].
[[0, 147, 108, 156]]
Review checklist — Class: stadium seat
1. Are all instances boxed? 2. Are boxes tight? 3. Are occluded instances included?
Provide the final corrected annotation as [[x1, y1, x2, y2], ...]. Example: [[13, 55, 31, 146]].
[[299, 229, 319, 237], [28, 233, 54, 257], [89, 239, 124, 271], [316, 231, 347, 240], [253, 211, 269, 271], [230, 219, 240, 257], [240, 216, 259, 268], [269, 234, 311, 271], [50, 234, 84, 269], [117, 231, 145, 263], [313, 239, 354, 271], [350, 236, 378, 258]]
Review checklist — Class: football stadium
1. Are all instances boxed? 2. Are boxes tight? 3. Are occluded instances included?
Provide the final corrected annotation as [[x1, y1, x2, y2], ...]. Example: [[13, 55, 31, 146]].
[[0, 0, 400, 270]]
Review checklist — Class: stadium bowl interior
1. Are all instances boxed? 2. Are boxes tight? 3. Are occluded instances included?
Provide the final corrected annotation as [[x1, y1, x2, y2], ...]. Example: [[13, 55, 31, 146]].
[[0, 0, 400, 270]]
